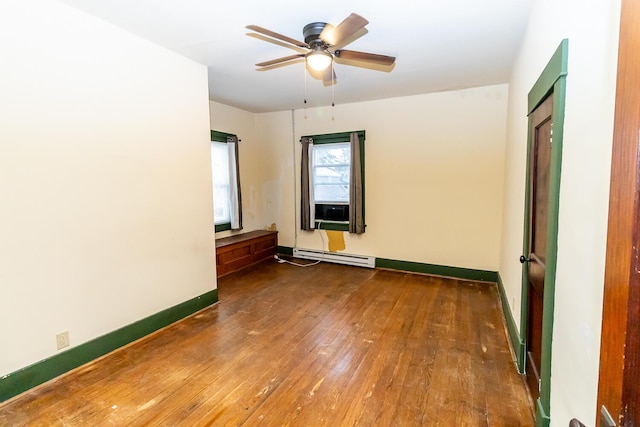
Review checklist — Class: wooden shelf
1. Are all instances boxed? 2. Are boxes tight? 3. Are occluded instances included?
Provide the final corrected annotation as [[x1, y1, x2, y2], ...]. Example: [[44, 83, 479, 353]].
[[215, 230, 277, 277]]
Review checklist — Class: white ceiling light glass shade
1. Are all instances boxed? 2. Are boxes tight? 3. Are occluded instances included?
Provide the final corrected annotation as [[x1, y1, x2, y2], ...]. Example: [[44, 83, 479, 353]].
[[306, 48, 332, 71]]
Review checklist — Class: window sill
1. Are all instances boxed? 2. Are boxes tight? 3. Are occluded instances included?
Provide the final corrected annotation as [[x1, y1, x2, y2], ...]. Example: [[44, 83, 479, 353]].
[[315, 221, 349, 231], [215, 222, 232, 233]]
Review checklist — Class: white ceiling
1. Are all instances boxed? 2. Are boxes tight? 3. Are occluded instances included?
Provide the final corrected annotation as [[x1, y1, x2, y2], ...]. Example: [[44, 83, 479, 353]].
[[59, 0, 532, 113]]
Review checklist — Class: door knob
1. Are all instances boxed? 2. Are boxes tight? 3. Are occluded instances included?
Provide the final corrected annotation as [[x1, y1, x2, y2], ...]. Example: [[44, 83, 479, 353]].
[[520, 255, 531, 263]]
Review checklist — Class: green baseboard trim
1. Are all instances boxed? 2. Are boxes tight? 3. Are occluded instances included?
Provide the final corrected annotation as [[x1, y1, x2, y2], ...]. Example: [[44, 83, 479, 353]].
[[279, 248, 497, 283], [277, 246, 294, 256], [497, 273, 526, 373], [375, 258, 498, 282], [0, 289, 218, 403], [535, 397, 551, 427]]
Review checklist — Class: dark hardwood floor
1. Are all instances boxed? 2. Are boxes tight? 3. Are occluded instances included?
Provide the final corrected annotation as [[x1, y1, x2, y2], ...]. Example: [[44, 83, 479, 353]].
[[0, 260, 534, 426]]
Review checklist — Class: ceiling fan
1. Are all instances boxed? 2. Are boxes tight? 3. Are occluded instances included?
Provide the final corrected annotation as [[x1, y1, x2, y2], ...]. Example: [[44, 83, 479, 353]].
[[246, 13, 396, 83]]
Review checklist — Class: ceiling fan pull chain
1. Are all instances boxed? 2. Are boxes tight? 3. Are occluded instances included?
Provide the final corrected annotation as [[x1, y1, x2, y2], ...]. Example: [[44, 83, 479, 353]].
[[304, 62, 307, 105], [331, 61, 335, 120], [304, 64, 308, 119]]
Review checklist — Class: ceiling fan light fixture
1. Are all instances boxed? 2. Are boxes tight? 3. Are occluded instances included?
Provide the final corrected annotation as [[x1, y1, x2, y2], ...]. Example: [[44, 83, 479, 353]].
[[248, 13, 396, 78], [306, 48, 332, 71]]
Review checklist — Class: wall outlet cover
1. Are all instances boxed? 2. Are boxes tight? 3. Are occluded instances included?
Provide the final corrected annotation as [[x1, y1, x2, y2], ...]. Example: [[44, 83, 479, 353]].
[[56, 331, 70, 350]]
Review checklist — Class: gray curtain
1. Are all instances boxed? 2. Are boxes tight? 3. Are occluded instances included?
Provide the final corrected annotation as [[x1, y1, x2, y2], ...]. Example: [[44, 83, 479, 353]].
[[227, 135, 243, 230], [300, 136, 314, 230], [349, 132, 365, 234]]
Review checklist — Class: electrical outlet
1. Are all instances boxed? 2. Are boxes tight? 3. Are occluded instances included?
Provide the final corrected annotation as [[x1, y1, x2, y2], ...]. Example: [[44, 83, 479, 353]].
[[56, 331, 70, 350]]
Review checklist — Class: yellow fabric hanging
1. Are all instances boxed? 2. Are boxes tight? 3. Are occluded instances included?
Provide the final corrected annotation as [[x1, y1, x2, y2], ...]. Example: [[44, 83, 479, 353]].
[[326, 230, 346, 252]]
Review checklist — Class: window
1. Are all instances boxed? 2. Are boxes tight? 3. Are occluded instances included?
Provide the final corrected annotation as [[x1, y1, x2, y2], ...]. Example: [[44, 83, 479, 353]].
[[313, 142, 351, 222], [210, 130, 242, 233], [210, 141, 231, 225], [301, 131, 365, 233]]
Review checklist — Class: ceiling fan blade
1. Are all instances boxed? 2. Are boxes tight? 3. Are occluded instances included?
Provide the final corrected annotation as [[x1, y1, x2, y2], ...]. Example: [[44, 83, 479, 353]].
[[334, 49, 396, 66], [246, 25, 309, 49], [320, 13, 368, 47], [256, 54, 305, 67], [247, 33, 308, 53]]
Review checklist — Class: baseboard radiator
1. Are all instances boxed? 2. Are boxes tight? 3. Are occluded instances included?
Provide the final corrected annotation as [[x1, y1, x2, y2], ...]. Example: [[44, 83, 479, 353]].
[[292, 248, 375, 268]]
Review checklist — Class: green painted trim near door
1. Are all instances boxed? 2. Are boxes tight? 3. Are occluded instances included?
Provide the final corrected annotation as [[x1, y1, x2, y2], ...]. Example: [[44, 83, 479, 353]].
[[376, 258, 498, 283], [0, 290, 218, 403], [497, 273, 526, 373], [536, 399, 551, 427], [539, 69, 567, 414], [528, 40, 569, 114], [521, 38, 568, 424], [519, 111, 533, 374]]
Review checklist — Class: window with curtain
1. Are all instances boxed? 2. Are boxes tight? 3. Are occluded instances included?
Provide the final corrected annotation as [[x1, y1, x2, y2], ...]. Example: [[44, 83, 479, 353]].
[[210, 130, 242, 233], [301, 131, 365, 233]]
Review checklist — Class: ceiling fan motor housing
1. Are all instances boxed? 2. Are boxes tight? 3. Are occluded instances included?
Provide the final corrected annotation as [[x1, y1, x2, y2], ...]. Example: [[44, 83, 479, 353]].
[[303, 22, 332, 46]]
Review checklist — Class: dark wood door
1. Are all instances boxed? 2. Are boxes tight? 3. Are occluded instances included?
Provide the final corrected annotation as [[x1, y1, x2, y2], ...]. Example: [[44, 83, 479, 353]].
[[597, 0, 640, 424], [524, 93, 553, 403]]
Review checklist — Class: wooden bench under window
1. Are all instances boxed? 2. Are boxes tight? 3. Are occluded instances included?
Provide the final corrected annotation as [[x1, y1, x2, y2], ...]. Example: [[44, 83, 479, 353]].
[[215, 230, 278, 277]]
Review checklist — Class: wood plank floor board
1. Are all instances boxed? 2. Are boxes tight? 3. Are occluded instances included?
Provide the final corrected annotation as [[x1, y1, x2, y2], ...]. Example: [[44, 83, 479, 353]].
[[352, 306, 421, 421], [236, 269, 401, 425], [288, 274, 413, 425], [0, 261, 534, 426], [338, 274, 431, 425], [386, 277, 441, 426], [143, 264, 376, 426], [134, 265, 372, 426]]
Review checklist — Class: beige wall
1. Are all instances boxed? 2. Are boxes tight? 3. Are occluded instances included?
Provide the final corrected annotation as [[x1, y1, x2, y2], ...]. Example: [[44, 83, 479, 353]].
[[248, 85, 509, 271], [499, 0, 621, 424], [0, 0, 214, 376]]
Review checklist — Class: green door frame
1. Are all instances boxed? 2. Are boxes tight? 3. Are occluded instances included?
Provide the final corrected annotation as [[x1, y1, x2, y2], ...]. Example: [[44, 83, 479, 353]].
[[520, 39, 568, 427]]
